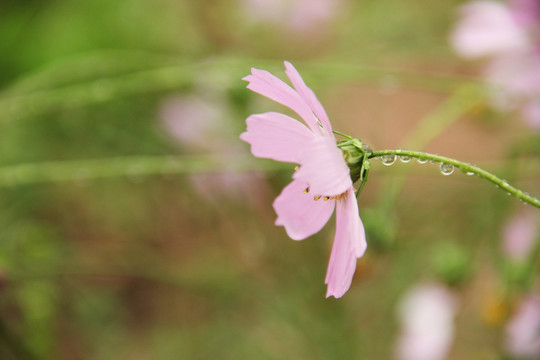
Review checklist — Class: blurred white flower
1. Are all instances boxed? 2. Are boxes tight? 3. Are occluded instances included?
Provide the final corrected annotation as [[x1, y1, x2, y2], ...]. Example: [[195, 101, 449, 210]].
[[505, 295, 540, 359], [241, 0, 344, 33], [395, 283, 458, 360], [502, 209, 539, 262], [451, 0, 540, 128]]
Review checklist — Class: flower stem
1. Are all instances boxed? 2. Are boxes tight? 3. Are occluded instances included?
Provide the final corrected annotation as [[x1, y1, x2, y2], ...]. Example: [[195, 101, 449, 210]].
[[368, 149, 540, 209]]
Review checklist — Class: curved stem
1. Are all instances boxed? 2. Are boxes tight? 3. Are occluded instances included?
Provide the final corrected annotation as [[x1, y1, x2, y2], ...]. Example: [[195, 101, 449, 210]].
[[368, 149, 540, 209]]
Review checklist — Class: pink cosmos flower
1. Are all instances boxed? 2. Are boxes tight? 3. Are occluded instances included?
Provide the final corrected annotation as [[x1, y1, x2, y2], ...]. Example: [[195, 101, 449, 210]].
[[240, 61, 367, 298]]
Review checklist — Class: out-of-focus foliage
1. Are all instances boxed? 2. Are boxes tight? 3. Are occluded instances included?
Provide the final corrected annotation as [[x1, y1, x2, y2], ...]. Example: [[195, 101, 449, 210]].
[[0, 0, 539, 359]]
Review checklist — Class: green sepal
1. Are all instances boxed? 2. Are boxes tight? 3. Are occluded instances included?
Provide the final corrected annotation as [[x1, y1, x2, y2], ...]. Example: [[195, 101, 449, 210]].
[[337, 137, 371, 197]]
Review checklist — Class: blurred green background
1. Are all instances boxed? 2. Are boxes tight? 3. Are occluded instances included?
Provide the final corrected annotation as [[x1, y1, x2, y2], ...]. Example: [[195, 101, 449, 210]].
[[0, 0, 539, 359]]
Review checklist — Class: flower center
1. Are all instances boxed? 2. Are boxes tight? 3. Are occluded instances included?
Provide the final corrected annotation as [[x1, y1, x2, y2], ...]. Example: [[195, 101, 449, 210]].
[[295, 165, 348, 201], [303, 186, 347, 201]]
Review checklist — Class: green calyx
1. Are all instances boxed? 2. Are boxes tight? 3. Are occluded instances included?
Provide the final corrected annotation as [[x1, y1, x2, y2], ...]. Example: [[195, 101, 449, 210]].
[[337, 138, 371, 195], [340, 142, 363, 183]]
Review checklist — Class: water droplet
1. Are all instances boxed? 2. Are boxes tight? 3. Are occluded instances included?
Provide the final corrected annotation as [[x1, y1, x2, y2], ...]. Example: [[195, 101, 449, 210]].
[[381, 154, 397, 166], [362, 144, 372, 154], [400, 155, 412, 163], [440, 163, 454, 176], [417, 158, 428, 164]]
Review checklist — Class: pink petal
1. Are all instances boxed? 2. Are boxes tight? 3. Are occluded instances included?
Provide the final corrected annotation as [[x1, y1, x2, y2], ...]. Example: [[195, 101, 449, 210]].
[[293, 136, 352, 197], [243, 68, 321, 134], [273, 179, 335, 241], [240, 112, 314, 163], [284, 61, 333, 134], [325, 187, 366, 298]]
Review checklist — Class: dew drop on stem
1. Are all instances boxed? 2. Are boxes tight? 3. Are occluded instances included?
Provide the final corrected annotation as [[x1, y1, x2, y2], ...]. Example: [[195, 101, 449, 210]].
[[400, 155, 412, 163], [440, 163, 455, 176], [381, 154, 397, 166]]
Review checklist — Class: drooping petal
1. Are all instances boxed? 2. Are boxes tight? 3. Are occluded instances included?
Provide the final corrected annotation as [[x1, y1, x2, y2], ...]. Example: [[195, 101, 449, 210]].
[[240, 112, 314, 163], [325, 187, 366, 298], [273, 180, 335, 241], [243, 68, 321, 134], [284, 61, 333, 134], [293, 136, 352, 197]]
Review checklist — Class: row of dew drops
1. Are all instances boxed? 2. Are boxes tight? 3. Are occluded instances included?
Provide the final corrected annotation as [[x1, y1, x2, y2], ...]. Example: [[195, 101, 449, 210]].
[[378, 153, 535, 202], [380, 153, 475, 176]]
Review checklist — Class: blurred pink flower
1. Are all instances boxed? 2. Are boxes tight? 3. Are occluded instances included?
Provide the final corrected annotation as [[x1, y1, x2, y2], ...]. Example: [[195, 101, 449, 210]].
[[189, 171, 269, 208], [159, 95, 231, 152], [511, 0, 540, 28], [505, 295, 540, 359], [451, 1, 529, 58], [242, 0, 343, 33], [502, 209, 539, 262], [240, 61, 367, 298], [159, 95, 268, 206], [486, 53, 540, 129], [451, 0, 540, 128], [395, 284, 458, 360]]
